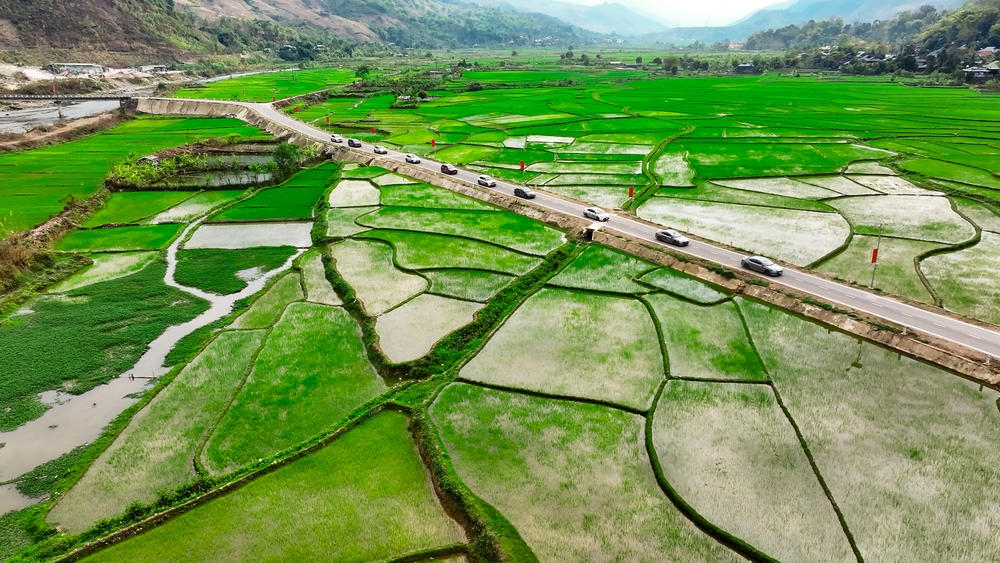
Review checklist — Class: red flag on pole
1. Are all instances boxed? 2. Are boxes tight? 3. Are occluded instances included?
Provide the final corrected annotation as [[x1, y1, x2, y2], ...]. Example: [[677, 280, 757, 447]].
[[294, 106, 299, 113], [52, 84, 56, 93], [371, 127, 376, 134], [520, 160, 525, 171], [629, 185, 634, 198], [431, 139, 436, 147], [871, 248, 879, 264], [325, 116, 330, 124]]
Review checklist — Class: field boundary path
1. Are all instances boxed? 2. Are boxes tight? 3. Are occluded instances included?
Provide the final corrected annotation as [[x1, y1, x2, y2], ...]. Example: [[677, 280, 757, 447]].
[[134, 97, 1000, 379]]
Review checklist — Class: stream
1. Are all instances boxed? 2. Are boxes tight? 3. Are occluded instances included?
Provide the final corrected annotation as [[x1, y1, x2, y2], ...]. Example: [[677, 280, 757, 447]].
[[0, 220, 306, 514]]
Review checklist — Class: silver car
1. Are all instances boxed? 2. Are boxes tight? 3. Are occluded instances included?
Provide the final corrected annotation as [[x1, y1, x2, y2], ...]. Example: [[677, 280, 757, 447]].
[[373, 145, 388, 154], [330, 134, 344, 143], [656, 230, 690, 247], [478, 175, 497, 187], [741, 256, 784, 277], [584, 207, 610, 222], [404, 154, 421, 164]]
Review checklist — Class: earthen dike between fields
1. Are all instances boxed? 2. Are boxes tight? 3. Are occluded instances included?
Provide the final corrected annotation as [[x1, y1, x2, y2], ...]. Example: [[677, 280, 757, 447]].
[[132, 96, 1000, 390]]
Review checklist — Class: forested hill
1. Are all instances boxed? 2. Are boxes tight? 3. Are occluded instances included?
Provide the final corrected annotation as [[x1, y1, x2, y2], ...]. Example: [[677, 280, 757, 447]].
[[0, 0, 594, 56], [744, 0, 1000, 51]]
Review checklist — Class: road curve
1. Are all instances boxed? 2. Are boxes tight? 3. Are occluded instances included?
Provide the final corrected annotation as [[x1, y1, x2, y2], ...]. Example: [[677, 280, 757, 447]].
[[209, 100, 1000, 359]]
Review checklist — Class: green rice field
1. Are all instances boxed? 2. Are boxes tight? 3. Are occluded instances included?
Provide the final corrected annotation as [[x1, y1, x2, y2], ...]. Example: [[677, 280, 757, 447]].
[[0, 117, 268, 237], [171, 68, 356, 102], [5, 68, 1000, 563]]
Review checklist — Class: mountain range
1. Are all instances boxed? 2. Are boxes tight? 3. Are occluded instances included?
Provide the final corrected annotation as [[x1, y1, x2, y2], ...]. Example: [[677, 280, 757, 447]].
[[642, 0, 967, 44], [458, 0, 669, 36]]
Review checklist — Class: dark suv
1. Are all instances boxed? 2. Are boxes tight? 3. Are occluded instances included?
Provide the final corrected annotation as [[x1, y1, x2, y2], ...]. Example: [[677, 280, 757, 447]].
[[347, 139, 362, 148], [514, 187, 536, 199], [441, 164, 458, 175]]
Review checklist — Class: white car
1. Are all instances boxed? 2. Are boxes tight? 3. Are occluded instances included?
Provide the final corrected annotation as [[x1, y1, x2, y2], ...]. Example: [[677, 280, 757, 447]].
[[742, 256, 784, 277], [404, 154, 421, 164], [330, 134, 344, 143], [477, 175, 497, 187], [584, 207, 610, 222], [373, 145, 388, 155]]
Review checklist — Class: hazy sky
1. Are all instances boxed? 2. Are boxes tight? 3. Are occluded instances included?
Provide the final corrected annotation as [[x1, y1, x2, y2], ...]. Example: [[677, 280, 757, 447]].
[[559, 0, 787, 27]]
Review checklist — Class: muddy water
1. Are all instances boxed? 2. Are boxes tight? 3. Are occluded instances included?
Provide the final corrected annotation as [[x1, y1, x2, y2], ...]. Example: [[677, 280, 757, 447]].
[[0, 220, 305, 514], [0, 101, 120, 133]]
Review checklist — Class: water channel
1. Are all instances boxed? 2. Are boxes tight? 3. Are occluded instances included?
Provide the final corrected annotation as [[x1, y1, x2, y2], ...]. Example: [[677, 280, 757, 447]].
[[0, 220, 307, 514]]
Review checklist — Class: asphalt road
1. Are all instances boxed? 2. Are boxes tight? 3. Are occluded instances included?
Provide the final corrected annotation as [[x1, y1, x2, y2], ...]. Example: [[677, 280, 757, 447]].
[[248, 101, 1000, 359]]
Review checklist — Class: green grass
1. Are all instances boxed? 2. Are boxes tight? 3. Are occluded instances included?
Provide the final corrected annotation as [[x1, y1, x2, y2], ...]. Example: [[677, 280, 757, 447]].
[[655, 183, 834, 213], [639, 269, 729, 304], [3, 444, 88, 498], [817, 235, 944, 303], [0, 117, 266, 237], [329, 239, 427, 316], [231, 272, 303, 329], [171, 68, 356, 102], [340, 166, 392, 179], [424, 270, 513, 302], [83, 192, 196, 227], [325, 206, 377, 238], [82, 411, 464, 562], [460, 288, 664, 410], [204, 303, 386, 474], [923, 232, 1000, 324], [174, 247, 297, 295], [358, 207, 566, 256], [356, 230, 540, 275], [432, 383, 741, 562], [901, 158, 1000, 194], [652, 380, 855, 562], [827, 195, 975, 245], [0, 263, 208, 431], [52, 252, 159, 293], [375, 294, 483, 363], [48, 330, 267, 532], [301, 251, 341, 306], [645, 295, 765, 380], [739, 297, 1000, 563], [431, 144, 500, 164], [328, 180, 381, 208], [547, 244, 654, 294], [379, 183, 497, 211], [54, 225, 184, 252]]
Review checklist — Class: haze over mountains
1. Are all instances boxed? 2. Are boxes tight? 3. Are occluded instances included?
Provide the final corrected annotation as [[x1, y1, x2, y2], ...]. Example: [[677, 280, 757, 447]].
[[643, 0, 967, 43], [0, 0, 976, 54]]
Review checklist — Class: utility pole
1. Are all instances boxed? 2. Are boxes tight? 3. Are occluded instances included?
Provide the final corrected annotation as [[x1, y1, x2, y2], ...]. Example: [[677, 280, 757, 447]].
[[870, 223, 883, 289]]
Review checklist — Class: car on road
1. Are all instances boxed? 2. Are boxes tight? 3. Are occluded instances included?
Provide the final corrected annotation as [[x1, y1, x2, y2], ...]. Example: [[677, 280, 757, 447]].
[[514, 187, 536, 199], [655, 229, 689, 247], [584, 207, 610, 222], [373, 145, 388, 154], [330, 134, 344, 143], [404, 154, 421, 164], [478, 175, 497, 187], [741, 256, 784, 277], [347, 139, 362, 148], [441, 164, 459, 175]]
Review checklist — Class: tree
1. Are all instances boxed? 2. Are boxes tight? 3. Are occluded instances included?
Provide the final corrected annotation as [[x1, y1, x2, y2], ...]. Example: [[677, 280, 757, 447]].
[[418, 90, 429, 99], [273, 142, 301, 175], [581, 54, 590, 66], [512, 50, 518, 56], [565, 50, 574, 59], [652, 57, 663, 65], [636, 56, 643, 65], [355, 65, 372, 82]]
